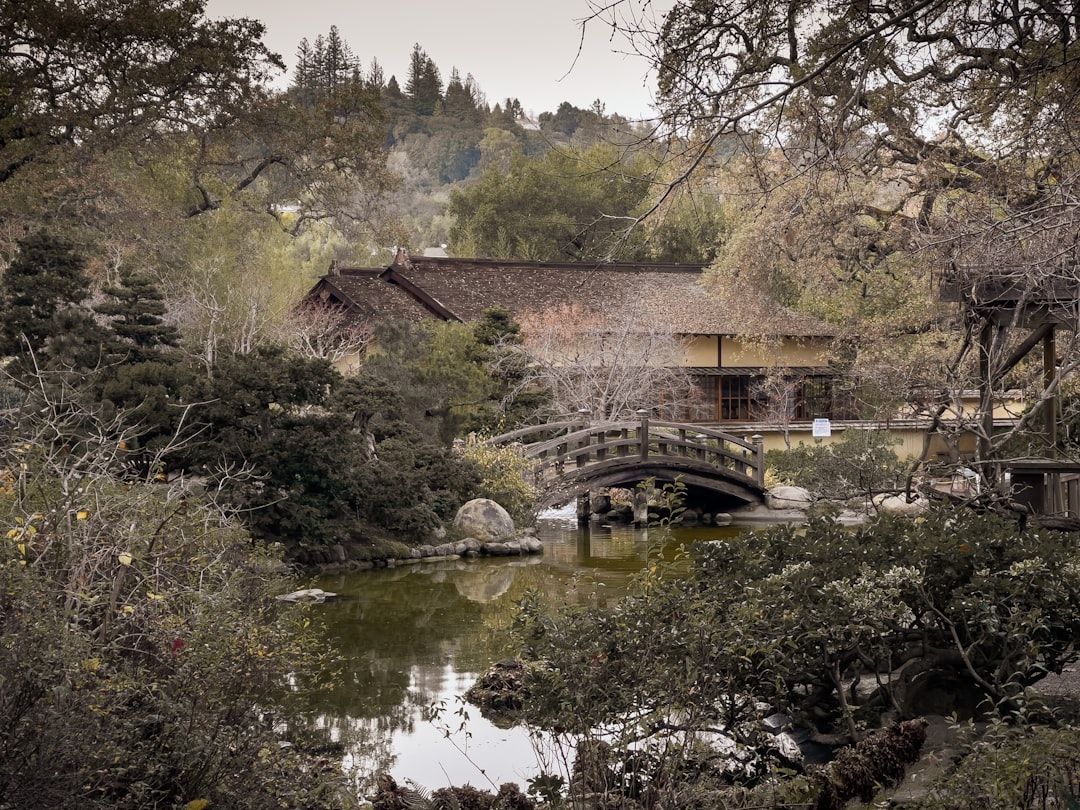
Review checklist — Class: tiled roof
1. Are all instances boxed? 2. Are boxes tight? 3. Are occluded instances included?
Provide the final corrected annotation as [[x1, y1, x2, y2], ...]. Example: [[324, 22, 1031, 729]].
[[305, 269, 432, 322], [310, 255, 837, 338]]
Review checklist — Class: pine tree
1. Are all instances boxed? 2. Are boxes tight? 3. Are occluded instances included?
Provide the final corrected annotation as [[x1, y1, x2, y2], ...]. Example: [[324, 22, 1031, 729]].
[[505, 98, 524, 120], [0, 230, 104, 369], [293, 38, 313, 79], [94, 269, 180, 364], [290, 27, 360, 105], [368, 57, 385, 90], [322, 25, 357, 93], [465, 73, 486, 112], [443, 67, 480, 123], [405, 43, 442, 116]]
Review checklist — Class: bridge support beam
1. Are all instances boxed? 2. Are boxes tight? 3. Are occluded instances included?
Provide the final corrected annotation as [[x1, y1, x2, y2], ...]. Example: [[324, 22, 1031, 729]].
[[633, 489, 648, 526], [576, 491, 591, 523]]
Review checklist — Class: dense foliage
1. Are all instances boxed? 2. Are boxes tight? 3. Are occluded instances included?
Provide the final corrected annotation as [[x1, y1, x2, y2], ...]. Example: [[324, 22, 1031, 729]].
[[513, 505, 1080, 804], [447, 141, 726, 263], [358, 309, 545, 443], [0, 0, 280, 187], [766, 430, 912, 501], [0, 233, 490, 563], [911, 722, 1080, 809], [659, 0, 1080, 456], [0, 377, 353, 808]]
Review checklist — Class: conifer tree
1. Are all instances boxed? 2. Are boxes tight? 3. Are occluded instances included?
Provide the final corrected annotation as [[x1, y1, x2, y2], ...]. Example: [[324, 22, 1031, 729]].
[[443, 67, 481, 123], [368, 57, 385, 90], [291, 37, 318, 106], [405, 43, 442, 116], [0, 230, 104, 369], [94, 269, 180, 364], [290, 27, 360, 103], [321, 25, 357, 93]]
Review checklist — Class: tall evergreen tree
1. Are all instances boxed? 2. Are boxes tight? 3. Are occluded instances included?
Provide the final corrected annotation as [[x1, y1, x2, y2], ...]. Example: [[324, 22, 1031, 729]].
[[290, 37, 318, 106], [321, 25, 357, 93], [368, 57, 385, 90], [290, 27, 360, 103], [465, 73, 487, 113], [0, 231, 103, 369], [405, 44, 442, 116], [443, 67, 481, 123]]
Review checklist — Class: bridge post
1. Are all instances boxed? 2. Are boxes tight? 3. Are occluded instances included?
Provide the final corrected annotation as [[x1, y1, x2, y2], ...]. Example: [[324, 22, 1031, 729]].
[[633, 488, 649, 526], [575, 408, 592, 522], [637, 408, 649, 462], [752, 434, 765, 487], [576, 492, 591, 523]]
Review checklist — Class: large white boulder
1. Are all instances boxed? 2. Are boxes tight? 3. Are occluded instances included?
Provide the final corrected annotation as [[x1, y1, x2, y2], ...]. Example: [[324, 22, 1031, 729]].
[[873, 494, 929, 516], [453, 498, 515, 541], [765, 485, 814, 511]]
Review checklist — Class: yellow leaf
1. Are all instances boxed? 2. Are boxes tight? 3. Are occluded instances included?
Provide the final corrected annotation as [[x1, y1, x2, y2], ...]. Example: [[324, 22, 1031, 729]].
[[5, 529, 18, 539], [122, 605, 134, 615], [117, 552, 132, 566], [185, 800, 210, 810], [76, 510, 89, 521], [146, 591, 163, 601], [84, 657, 100, 672]]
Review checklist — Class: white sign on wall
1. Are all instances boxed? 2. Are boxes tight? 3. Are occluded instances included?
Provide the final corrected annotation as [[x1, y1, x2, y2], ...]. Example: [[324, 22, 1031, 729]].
[[812, 418, 832, 438]]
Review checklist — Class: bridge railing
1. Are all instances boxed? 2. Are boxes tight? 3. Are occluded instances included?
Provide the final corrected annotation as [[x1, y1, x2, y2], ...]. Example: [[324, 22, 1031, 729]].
[[487, 416, 764, 493]]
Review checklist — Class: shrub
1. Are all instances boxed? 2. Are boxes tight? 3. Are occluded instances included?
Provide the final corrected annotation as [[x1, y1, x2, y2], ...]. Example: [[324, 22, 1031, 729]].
[[511, 505, 1080, 802], [458, 441, 538, 525], [912, 722, 1080, 809], [0, 386, 354, 809], [766, 428, 910, 499]]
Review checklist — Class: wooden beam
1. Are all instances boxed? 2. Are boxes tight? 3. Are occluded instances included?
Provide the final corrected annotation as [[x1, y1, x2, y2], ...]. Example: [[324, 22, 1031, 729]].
[[979, 320, 994, 463], [996, 323, 1052, 382], [1045, 325, 1057, 459]]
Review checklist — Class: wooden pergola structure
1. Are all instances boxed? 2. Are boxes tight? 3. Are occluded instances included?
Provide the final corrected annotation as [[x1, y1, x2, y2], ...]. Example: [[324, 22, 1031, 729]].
[[940, 264, 1080, 517]]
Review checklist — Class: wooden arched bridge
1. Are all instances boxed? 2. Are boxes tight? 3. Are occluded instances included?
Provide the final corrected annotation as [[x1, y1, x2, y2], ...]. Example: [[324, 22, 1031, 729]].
[[486, 415, 766, 508]]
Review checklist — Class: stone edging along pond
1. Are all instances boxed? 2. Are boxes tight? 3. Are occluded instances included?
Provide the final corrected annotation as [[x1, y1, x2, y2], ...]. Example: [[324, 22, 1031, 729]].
[[299, 526, 545, 576]]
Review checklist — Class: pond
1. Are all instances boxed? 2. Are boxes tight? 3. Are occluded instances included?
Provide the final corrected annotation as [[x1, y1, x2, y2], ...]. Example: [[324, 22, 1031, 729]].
[[302, 510, 751, 796]]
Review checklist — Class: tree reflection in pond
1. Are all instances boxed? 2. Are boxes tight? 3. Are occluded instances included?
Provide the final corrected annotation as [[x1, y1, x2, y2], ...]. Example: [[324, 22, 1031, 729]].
[[300, 518, 745, 793]]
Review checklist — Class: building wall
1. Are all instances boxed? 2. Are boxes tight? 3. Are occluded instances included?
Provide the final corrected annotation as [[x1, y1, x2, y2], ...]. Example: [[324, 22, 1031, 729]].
[[682, 335, 719, 366], [749, 423, 981, 462], [720, 336, 831, 367]]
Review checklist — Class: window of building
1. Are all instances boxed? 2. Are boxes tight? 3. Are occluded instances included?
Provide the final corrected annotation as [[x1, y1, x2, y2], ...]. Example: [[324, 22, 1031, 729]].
[[686, 371, 849, 423]]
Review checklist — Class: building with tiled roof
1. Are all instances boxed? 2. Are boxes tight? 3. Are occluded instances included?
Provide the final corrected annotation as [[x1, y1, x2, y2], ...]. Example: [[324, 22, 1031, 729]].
[[302, 251, 863, 440]]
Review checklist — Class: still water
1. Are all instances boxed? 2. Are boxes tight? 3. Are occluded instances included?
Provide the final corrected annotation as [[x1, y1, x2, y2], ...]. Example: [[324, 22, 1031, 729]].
[[304, 510, 749, 794]]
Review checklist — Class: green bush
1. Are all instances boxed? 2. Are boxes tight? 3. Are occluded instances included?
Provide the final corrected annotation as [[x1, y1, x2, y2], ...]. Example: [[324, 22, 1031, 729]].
[[0, 401, 354, 809], [766, 428, 911, 499], [458, 441, 538, 525], [511, 506, 1080, 802], [912, 722, 1080, 809]]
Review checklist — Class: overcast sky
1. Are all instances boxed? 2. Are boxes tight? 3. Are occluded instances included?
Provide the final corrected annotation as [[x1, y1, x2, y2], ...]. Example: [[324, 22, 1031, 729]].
[[204, 0, 670, 119]]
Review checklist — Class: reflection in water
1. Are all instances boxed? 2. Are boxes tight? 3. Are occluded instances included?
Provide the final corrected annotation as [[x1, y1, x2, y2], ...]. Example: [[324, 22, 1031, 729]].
[[303, 516, 746, 793]]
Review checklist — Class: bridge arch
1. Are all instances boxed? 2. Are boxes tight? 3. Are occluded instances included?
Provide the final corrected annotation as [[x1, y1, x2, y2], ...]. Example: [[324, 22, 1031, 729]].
[[486, 417, 766, 509]]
